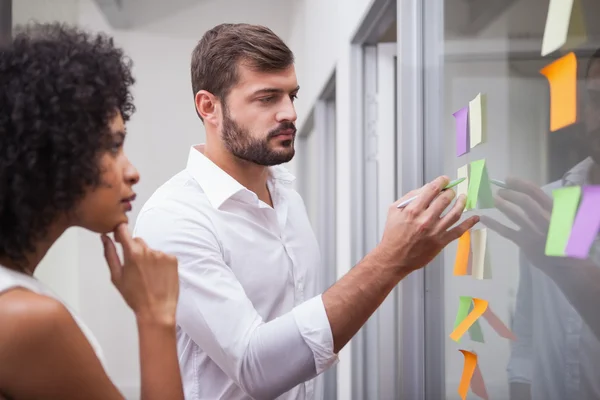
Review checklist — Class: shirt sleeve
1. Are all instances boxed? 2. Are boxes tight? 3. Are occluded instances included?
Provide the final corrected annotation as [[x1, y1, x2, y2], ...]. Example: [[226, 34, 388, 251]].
[[133, 205, 338, 399], [506, 251, 533, 384]]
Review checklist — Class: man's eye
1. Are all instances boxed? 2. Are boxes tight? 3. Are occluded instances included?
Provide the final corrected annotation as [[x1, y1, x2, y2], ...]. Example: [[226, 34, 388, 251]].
[[259, 97, 274, 103]]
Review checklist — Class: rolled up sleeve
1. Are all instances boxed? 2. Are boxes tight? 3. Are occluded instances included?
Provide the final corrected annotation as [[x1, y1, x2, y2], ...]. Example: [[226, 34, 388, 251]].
[[292, 294, 338, 374]]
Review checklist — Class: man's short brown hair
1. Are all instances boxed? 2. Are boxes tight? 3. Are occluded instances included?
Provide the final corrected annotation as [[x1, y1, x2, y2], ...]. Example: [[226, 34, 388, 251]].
[[191, 23, 294, 109]]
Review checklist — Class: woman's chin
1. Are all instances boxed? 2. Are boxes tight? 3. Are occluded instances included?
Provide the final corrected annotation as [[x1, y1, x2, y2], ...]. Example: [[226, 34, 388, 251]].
[[82, 214, 129, 234]]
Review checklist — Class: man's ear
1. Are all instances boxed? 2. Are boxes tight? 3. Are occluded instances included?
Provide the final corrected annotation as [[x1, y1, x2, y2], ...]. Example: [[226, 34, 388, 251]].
[[195, 90, 220, 125]]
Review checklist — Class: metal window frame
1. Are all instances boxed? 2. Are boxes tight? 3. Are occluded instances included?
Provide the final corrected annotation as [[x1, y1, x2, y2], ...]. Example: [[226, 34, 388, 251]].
[[420, 0, 446, 397], [396, 0, 429, 398], [350, 0, 430, 399]]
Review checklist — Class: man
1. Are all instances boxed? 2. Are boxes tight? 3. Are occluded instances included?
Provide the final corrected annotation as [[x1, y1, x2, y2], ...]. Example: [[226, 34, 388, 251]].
[[133, 23, 477, 400], [483, 49, 600, 400]]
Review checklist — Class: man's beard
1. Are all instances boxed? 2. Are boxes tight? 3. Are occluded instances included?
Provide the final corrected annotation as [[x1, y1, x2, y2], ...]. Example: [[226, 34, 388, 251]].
[[221, 105, 296, 166]]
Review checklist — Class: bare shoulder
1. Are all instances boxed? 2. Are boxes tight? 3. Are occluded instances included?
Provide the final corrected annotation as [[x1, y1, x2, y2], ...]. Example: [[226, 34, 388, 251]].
[[0, 288, 74, 345], [0, 288, 119, 399]]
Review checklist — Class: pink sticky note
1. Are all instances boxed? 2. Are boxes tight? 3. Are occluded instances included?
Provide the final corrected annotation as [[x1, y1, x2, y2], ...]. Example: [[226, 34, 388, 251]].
[[482, 308, 516, 341], [565, 185, 600, 259], [471, 362, 489, 400], [453, 106, 469, 157]]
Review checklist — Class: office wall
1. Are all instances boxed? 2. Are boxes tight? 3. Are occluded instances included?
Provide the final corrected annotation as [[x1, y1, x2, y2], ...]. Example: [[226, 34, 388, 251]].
[[286, 0, 374, 398]]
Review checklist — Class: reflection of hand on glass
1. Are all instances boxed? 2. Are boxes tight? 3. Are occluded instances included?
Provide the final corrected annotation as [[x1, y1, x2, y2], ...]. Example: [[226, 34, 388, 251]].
[[480, 177, 600, 340]]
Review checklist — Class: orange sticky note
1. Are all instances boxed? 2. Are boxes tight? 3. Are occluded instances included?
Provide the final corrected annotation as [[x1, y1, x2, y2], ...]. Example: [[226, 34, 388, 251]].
[[450, 298, 489, 342], [471, 362, 489, 400], [540, 52, 577, 132], [458, 350, 478, 400], [453, 231, 471, 276]]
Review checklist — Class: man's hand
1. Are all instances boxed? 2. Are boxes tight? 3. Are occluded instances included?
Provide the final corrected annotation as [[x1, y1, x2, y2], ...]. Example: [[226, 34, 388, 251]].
[[376, 175, 480, 274]]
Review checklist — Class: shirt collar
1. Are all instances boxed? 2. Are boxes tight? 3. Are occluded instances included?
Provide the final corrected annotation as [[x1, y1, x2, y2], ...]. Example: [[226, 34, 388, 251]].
[[185, 144, 296, 209], [562, 157, 594, 186]]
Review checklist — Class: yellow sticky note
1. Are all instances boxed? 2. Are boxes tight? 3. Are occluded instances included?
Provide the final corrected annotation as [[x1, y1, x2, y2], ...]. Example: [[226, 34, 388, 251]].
[[541, 0, 587, 56], [450, 298, 489, 342], [540, 52, 577, 132], [471, 229, 491, 280], [469, 93, 487, 149], [457, 165, 469, 197], [458, 350, 478, 400], [454, 231, 471, 276]]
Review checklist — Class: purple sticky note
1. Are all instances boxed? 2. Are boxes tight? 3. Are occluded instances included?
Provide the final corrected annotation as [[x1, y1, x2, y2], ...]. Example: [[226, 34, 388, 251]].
[[565, 185, 600, 259], [453, 106, 469, 157]]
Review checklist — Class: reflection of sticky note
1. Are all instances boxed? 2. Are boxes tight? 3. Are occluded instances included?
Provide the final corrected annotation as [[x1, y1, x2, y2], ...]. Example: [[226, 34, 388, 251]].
[[467, 302, 485, 343], [471, 362, 489, 400], [482, 307, 517, 341], [466, 159, 494, 210], [450, 298, 488, 342], [471, 229, 492, 280], [454, 231, 470, 276], [454, 106, 469, 157], [565, 186, 600, 259], [541, 0, 587, 56], [564, 0, 587, 50], [458, 350, 477, 400], [540, 52, 577, 132], [469, 94, 487, 149], [453, 296, 484, 342], [545, 186, 582, 256]]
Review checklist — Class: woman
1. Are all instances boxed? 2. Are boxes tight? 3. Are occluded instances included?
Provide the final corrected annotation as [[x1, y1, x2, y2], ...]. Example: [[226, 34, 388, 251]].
[[0, 23, 184, 399]]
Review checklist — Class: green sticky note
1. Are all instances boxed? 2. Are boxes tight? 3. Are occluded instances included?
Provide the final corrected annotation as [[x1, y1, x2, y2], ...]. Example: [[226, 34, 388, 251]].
[[453, 296, 485, 343], [454, 296, 472, 328], [545, 186, 582, 256], [466, 159, 494, 210]]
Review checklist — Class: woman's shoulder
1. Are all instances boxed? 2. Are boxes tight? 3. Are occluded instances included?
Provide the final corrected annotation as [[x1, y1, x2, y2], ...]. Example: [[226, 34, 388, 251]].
[[0, 288, 76, 349]]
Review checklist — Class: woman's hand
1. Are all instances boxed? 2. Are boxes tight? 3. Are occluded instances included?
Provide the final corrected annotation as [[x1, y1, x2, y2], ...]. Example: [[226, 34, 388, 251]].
[[101, 223, 179, 326]]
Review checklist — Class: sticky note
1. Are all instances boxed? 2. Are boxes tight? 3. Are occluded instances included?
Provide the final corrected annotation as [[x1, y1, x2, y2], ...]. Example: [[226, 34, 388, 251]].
[[471, 229, 491, 280], [450, 298, 488, 342], [453, 231, 470, 276], [564, 0, 587, 50], [453, 296, 485, 343], [540, 52, 577, 132], [466, 301, 485, 343], [541, 0, 587, 56], [565, 186, 600, 259], [467, 246, 473, 275], [458, 350, 477, 400], [457, 165, 469, 196], [471, 362, 489, 400], [466, 159, 494, 210], [454, 106, 469, 157], [469, 93, 487, 149], [545, 186, 582, 256], [482, 307, 517, 341]]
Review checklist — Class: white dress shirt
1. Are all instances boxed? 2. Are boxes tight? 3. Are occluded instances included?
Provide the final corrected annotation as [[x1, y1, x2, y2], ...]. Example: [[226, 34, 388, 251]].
[[133, 145, 338, 400], [507, 157, 600, 399]]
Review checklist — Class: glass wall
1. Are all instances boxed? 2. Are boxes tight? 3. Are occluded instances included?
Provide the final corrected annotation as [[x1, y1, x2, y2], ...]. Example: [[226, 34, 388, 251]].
[[422, 0, 600, 399]]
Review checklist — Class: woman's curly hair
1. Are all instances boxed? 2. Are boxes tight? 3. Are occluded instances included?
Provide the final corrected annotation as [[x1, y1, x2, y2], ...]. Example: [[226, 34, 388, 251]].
[[0, 22, 135, 266]]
